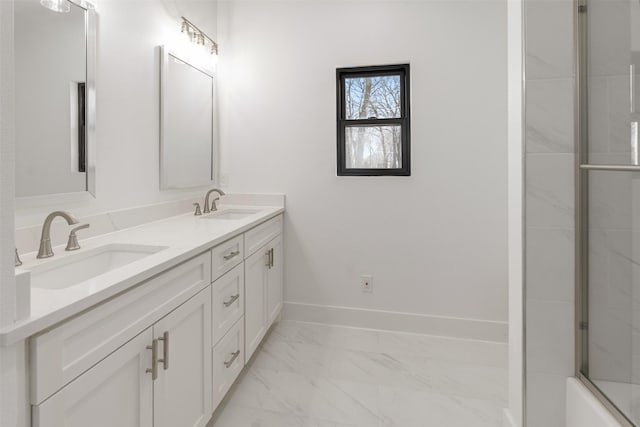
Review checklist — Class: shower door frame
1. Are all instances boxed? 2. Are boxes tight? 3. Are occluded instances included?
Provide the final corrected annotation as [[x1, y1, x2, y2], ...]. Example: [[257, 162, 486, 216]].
[[575, 0, 638, 424]]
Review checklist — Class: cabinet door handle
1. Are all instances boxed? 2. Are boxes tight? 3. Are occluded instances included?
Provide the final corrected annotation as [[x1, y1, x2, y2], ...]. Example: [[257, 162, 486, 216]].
[[270, 247, 275, 268], [266, 248, 274, 269], [158, 331, 169, 370], [146, 339, 158, 380], [224, 350, 240, 368], [223, 250, 240, 261], [223, 294, 240, 307]]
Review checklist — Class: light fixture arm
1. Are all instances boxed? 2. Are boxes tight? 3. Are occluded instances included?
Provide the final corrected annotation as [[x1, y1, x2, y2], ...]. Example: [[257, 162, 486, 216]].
[[181, 17, 218, 55]]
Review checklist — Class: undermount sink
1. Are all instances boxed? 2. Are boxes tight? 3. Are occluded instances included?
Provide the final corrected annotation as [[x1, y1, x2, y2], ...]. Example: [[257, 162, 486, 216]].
[[202, 208, 261, 220], [30, 243, 168, 290]]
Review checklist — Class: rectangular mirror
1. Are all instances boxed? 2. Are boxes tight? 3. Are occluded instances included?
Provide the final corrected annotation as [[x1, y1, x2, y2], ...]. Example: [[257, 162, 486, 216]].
[[14, 0, 96, 198], [160, 46, 217, 189]]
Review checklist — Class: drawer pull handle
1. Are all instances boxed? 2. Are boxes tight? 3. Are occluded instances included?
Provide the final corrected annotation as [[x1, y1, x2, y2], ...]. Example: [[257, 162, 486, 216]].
[[224, 350, 241, 368], [223, 250, 240, 261], [223, 294, 240, 307], [146, 339, 158, 380], [158, 331, 169, 370]]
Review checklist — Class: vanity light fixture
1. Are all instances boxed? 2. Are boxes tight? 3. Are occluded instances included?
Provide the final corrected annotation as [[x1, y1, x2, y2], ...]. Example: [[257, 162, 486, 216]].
[[181, 17, 218, 55], [40, 0, 71, 13]]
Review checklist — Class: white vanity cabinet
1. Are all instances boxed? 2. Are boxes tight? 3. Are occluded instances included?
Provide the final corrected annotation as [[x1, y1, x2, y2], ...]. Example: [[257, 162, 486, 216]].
[[33, 287, 212, 427], [30, 253, 212, 404], [244, 215, 284, 362], [30, 253, 212, 427], [24, 211, 285, 427]]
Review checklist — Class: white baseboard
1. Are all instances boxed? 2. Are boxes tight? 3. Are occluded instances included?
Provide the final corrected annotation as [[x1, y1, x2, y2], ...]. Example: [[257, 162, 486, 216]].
[[282, 302, 508, 343], [502, 408, 518, 427]]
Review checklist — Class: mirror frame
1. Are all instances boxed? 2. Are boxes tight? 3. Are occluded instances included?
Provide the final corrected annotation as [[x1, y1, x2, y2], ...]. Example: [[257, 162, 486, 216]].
[[159, 45, 218, 190], [83, 0, 96, 197], [15, 0, 96, 204]]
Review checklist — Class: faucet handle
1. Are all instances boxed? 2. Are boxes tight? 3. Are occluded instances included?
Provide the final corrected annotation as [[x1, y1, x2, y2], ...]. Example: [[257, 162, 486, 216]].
[[15, 248, 22, 267], [66, 223, 90, 251], [211, 197, 220, 212], [193, 203, 202, 216]]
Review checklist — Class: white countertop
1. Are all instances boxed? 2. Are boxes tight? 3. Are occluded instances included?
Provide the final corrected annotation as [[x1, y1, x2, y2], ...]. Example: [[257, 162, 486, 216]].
[[1, 205, 284, 346]]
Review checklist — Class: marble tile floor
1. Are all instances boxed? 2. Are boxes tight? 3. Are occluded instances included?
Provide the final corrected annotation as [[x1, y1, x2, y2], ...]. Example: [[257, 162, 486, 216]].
[[209, 320, 508, 427]]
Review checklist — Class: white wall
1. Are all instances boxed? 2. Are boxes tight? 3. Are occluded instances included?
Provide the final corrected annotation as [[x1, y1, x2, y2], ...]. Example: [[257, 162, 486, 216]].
[[0, 2, 26, 427], [218, 0, 508, 327], [1, 0, 16, 332], [14, 0, 219, 229]]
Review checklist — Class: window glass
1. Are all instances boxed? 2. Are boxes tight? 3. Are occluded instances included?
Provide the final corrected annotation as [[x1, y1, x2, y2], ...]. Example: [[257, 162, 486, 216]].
[[344, 75, 401, 120], [345, 126, 402, 169]]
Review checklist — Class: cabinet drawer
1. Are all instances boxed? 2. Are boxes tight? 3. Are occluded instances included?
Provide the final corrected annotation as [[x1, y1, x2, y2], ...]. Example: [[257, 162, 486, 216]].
[[30, 252, 211, 405], [212, 317, 244, 411], [212, 264, 244, 346], [244, 214, 283, 258], [211, 235, 243, 281]]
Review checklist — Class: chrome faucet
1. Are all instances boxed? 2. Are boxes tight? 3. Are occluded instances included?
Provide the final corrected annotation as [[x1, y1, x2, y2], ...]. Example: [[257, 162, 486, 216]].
[[37, 211, 79, 259], [203, 188, 226, 213]]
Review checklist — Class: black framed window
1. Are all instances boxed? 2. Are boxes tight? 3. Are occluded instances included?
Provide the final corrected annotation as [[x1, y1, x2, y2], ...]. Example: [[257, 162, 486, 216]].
[[336, 64, 410, 176]]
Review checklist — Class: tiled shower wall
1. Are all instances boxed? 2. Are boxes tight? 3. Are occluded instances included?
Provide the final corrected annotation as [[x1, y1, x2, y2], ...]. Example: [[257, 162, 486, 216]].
[[524, 0, 576, 425]]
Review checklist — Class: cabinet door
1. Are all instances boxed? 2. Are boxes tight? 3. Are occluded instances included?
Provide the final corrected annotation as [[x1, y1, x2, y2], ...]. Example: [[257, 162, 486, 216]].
[[33, 329, 153, 427], [266, 234, 284, 327], [244, 246, 269, 362], [154, 287, 212, 427]]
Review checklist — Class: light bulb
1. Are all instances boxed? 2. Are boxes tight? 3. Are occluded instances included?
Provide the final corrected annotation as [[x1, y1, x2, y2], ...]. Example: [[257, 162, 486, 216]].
[[40, 0, 71, 13]]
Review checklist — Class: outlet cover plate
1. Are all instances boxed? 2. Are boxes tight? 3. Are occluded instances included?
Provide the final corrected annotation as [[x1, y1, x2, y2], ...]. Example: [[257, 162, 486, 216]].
[[361, 275, 373, 293]]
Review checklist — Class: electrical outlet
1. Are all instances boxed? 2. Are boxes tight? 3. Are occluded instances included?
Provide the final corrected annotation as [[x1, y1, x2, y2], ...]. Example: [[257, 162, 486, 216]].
[[361, 275, 373, 293]]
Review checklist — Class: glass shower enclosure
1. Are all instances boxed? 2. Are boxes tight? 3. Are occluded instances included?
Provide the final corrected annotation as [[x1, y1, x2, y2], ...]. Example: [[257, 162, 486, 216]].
[[577, 0, 640, 424]]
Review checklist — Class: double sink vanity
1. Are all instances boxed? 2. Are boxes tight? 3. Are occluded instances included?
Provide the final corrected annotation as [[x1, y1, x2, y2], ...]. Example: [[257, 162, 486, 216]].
[[4, 198, 284, 427], [9, 1, 281, 425]]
